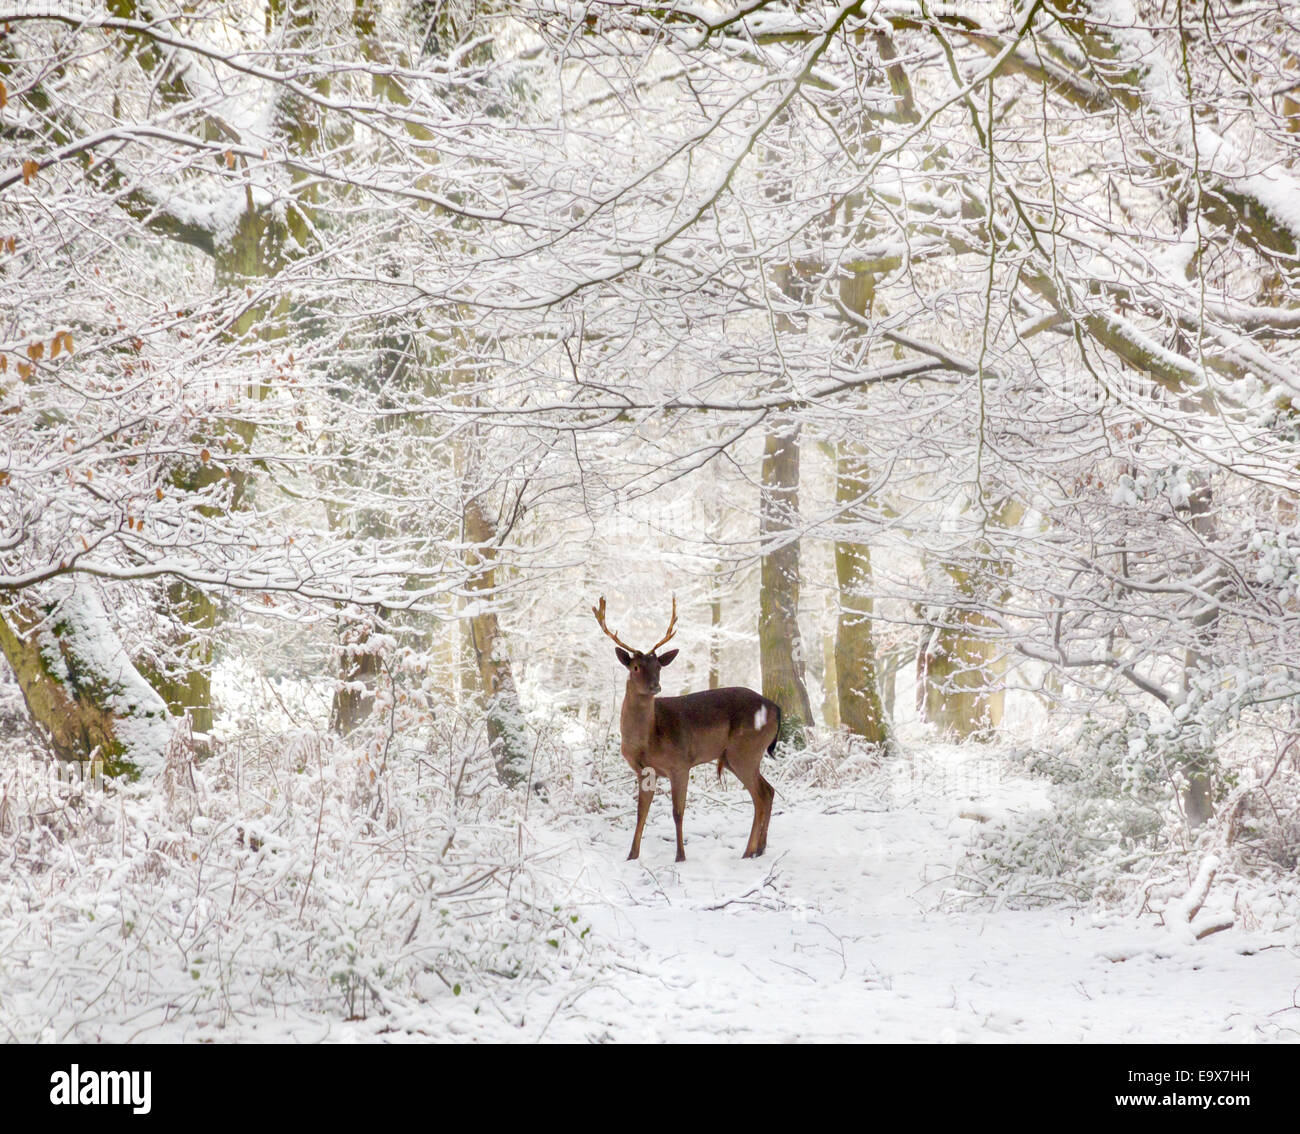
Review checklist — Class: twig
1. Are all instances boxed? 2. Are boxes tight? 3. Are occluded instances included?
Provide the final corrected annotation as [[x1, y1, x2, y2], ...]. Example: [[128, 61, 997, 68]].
[[297, 741, 326, 923]]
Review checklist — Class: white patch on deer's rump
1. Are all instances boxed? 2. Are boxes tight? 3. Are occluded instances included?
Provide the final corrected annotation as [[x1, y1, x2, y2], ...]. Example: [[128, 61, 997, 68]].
[[754, 705, 768, 730]]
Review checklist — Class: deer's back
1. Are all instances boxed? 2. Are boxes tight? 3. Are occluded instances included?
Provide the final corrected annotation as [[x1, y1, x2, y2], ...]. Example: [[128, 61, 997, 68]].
[[654, 686, 778, 764]]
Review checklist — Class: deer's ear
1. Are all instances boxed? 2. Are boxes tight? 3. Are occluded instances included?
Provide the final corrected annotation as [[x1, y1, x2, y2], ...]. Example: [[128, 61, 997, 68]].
[[658, 648, 678, 667], [615, 647, 632, 667]]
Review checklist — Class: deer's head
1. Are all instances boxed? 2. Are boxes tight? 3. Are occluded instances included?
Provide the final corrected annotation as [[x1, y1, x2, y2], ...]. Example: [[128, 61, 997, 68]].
[[615, 647, 678, 695], [593, 595, 679, 696]]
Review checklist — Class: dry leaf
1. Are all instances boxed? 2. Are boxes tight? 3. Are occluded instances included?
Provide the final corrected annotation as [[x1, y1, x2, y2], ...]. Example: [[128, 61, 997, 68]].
[[26, 341, 43, 361], [21, 159, 37, 185]]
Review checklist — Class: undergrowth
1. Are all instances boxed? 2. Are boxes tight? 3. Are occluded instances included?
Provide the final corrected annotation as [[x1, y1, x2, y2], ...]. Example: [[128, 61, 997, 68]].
[[949, 712, 1300, 932], [0, 688, 597, 1040]]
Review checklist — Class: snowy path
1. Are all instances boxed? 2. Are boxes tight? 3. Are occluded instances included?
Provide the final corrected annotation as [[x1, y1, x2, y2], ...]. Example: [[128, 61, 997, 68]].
[[518, 763, 1299, 1044]]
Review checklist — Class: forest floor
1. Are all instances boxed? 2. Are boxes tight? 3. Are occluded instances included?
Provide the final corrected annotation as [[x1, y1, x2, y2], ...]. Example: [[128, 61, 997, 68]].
[[485, 745, 1300, 1044], [3, 724, 1296, 1045]]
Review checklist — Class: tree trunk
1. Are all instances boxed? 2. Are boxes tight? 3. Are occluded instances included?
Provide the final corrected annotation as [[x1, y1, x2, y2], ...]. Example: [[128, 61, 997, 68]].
[[917, 602, 1004, 741], [709, 569, 723, 690], [330, 608, 381, 737], [831, 257, 889, 742], [462, 495, 528, 787], [821, 607, 840, 730], [879, 644, 902, 723], [834, 446, 888, 743], [918, 498, 1022, 741], [157, 106, 306, 733], [0, 584, 170, 777], [149, 580, 217, 734], [1181, 474, 1220, 827], [759, 418, 813, 741]]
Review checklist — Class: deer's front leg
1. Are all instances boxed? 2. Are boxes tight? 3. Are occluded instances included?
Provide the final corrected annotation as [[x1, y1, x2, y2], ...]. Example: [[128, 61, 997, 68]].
[[628, 766, 656, 860], [669, 768, 688, 862]]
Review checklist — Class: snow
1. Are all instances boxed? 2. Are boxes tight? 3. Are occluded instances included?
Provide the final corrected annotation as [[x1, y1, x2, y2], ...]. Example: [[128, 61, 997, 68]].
[[3, 731, 1290, 1044], [515, 763, 1294, 1043]]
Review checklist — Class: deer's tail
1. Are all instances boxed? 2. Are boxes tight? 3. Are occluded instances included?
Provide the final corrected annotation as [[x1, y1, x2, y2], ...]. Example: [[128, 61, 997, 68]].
[[767, 702, 782, 756]]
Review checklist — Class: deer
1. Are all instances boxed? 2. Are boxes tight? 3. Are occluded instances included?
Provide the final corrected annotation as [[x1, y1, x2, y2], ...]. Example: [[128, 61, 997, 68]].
[[593, 595, 780, 862]]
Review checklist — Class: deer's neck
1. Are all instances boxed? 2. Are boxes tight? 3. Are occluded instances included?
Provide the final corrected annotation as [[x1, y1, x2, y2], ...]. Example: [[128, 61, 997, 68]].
[[620, 684, 657, 753]]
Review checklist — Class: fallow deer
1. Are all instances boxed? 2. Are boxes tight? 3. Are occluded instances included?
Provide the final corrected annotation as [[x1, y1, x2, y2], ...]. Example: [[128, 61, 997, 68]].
[[593, 595, 780, 862]]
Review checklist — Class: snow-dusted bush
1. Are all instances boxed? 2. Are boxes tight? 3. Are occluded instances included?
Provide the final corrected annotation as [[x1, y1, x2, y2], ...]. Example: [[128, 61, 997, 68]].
[[954, 705, 1300, 914], [769, 727, 890, 791], [953, 714, 1200, 908], [0, 700, 596, 1040]]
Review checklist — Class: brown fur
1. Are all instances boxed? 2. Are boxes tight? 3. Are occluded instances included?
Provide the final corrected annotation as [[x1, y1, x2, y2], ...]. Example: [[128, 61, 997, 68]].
[[617, 662, 779, 862]]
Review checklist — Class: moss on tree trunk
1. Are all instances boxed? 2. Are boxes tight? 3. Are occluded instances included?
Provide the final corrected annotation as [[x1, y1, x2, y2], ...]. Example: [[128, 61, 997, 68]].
[[834, 444, 888, 744], [917, 608, 1005, 742], [759, 419, 813, 745], [0, 587, 170, 777]]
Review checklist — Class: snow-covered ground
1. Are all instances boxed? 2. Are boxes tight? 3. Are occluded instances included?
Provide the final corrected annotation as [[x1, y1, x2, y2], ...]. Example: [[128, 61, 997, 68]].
[[1, 735, 1295, 1044], [492, 754, 1300, 1043]]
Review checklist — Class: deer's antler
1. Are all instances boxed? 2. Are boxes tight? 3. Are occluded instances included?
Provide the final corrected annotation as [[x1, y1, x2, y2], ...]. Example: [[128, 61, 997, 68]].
[[592, 595, 636, 652], [648, 595, 678, 655]]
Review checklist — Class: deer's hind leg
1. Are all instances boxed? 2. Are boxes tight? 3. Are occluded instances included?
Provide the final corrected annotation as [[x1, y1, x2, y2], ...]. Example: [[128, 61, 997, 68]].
[[753, 772, 774, 855], [726, 741, 775, 859]]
